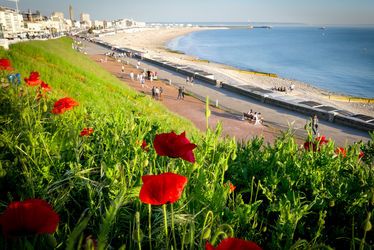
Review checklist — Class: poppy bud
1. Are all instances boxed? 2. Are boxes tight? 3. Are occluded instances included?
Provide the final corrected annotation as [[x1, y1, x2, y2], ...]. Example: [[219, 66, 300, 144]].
[[202, 227, 211, 240], [143, 159, 149, 167], [43, 103, 48, 112], [46, 235, 57, 248], [132, 228, 144, 243], [363, 213, 372, 232], [329, 200, 335, 207]]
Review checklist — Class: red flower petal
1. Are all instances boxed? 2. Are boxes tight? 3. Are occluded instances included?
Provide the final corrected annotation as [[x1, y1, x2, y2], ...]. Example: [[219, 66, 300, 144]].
[[40, 81, 52, 92], [335, 147, 346, 157], [139, 172, 188, 205], [80, 127, 94, 136], [154, 131, 197, 163], [359, 151, 364, 159], [0, 59, 13, 71], [229, 183, 236, 192], [141, 140, 149, 151], [24, 71, 42, 86], [0, 199, 59, 237], [206, 238, 262, 250], [51, 97, 79, 114]]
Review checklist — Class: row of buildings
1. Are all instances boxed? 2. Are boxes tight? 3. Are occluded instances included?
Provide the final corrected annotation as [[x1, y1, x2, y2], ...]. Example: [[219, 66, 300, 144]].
[[0, 5, 146, 39]]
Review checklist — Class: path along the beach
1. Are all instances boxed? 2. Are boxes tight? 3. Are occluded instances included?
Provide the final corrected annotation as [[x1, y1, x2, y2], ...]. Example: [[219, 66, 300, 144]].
[[82, 40, 370, 146]]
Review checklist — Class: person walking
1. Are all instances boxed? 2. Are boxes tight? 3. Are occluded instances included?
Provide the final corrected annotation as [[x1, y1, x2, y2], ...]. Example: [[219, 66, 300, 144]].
[[151, 86, 155, 98], [182, 86, 185, 99], [159, 87, 163, 100], [177, 87, 183, 100], [311, 114, 319, 136]]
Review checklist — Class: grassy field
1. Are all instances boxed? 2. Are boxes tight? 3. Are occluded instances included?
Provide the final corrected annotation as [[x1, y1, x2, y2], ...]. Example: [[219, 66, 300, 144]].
[[0, 37, 373, 250]]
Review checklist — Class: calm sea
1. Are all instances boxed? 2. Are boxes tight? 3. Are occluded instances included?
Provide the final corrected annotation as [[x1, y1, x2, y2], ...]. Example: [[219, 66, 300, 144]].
[[167, 27, 374, 98]]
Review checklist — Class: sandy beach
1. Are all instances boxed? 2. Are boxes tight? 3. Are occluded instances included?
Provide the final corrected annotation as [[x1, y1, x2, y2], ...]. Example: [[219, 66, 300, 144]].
[[98, 27, 374, 117]]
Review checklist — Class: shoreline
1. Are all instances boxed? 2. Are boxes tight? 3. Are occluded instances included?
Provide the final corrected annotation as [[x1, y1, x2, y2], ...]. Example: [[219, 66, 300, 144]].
[[98, 27, 374, 117]]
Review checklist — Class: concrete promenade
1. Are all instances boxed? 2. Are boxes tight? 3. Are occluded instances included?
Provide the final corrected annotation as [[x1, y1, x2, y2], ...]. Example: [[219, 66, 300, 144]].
[[82, 39, 371, 145]]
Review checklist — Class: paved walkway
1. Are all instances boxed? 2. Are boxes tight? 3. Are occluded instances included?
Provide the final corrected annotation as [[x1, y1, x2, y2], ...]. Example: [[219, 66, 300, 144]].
[[82, 40, 370, 146]]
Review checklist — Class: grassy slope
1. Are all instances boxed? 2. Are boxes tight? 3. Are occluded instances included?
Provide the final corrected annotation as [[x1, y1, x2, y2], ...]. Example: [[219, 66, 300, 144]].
[[1, 37, 198, 134]]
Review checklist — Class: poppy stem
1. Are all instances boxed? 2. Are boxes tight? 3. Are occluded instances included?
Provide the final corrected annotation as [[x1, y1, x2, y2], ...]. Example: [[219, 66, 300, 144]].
[[171, 204, 177, 249], [162, 204, 169, 249], [148, 204, 152, 250]]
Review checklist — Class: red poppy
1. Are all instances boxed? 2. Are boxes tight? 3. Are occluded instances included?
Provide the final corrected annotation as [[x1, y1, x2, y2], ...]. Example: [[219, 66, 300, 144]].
[[51, 97, 79, 114], [359, 151, 364, 159], [206, 238, 262, 250], [303, 135, 329, 151], [139, 172, 188, 205], [154, 131, 197, 163], [0, 59, 13, 71], [335, 147, 346, 157], [24, 71, 42, 86], [141, 140, 149, 151], [0, 199, 59, 237], [40, 81, 52, 92], [229, 183, 236, 192], [80, 127, 94, 136]]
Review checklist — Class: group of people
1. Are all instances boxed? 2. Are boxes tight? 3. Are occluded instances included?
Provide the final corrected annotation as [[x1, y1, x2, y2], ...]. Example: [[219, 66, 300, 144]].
[[271, 84, 295, 93], [177, 86, 186, 100], [152, 86, 163, 100], [186, 76, 194, 85], [242, 109, 264, 125]]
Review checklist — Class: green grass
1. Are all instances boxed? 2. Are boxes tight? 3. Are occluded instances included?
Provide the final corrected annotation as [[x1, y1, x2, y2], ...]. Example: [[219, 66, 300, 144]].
[[0, 38, 373, 250]]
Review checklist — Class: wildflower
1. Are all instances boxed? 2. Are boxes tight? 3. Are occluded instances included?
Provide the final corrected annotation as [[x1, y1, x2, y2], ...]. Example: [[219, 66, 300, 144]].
[[359, 151, 364, 159], [141, 140, 149, 151], [51, 97, 79, 114], [206, 238, 262, 250], [80, 127, 94, 137], [304, 135, 329, 151], [40, 81, 52, 92], [0, 59, 13, 71], [229, 183, 236, 192], [154, 131, 197, 163], [139, 172, 188, 205], [24, 71, 42, 86], [0, 199, 59, 237], [335, 147, 346, 157]]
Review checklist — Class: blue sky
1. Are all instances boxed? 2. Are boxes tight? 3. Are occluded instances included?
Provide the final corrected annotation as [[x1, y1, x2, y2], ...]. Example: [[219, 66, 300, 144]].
[[1, 0, 373, 25]]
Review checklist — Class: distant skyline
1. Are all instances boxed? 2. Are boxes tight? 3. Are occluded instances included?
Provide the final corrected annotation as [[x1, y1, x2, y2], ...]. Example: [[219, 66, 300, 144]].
[[1, 0, 374, 25]]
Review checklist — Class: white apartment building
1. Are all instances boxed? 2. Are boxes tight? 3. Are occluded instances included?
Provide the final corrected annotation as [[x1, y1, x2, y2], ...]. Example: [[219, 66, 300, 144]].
[[93, 20, 104, 29], [103, 20, 112, 28], [113, 19, 146, 29], [80, 13, 91, 28], [51, 12, 64, 20], [0, 6, 24, 38]]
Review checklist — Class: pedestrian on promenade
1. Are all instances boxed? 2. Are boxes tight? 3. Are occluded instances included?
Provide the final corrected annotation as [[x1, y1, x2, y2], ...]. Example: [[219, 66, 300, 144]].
[[190, 76, 194, 85], [155, 87, 160, 100], [152, 86, 155, 98], [182, 86, 185, 99], [130, 72, 134, 80], [141, 77, 145, 88], [186, 76, 189, 84], [159, 87, 163, 100], [177, 87, 183, 100], [312, 114, 319, 136], [121, 65, 125, 77]]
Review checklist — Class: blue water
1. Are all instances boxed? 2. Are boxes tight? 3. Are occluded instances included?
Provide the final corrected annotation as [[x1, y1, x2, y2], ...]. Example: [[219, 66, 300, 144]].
[[168, 27, 374, 98]]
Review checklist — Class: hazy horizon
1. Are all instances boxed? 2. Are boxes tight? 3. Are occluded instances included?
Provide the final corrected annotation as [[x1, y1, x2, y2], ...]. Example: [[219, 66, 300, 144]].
[[1, 0, 373, 26]]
